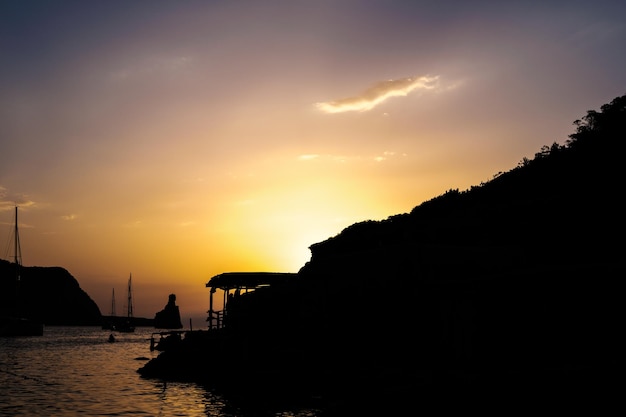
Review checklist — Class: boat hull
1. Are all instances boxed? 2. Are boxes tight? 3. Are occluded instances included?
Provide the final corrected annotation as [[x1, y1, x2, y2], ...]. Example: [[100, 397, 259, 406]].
[[0, 316, 44, 337]]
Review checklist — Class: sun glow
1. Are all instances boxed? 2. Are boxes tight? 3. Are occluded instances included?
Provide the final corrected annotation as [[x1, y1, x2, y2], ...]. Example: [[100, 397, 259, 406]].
[[3, 0, 623, 323]]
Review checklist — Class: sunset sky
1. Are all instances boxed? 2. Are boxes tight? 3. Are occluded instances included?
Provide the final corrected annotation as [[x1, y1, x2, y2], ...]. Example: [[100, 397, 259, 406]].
[[2, 1, 625, 324]]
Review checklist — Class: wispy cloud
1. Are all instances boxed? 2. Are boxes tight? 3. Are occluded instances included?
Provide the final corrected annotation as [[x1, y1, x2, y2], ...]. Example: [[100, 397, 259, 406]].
[[123, 220, 144, 228], [316, 75, 439, 113], [298, 151, 404, 164], [0, 187, 36, 212], [108, 56, 193, 82], [374, 151, 399, 163], [297, 154, 320, 161]]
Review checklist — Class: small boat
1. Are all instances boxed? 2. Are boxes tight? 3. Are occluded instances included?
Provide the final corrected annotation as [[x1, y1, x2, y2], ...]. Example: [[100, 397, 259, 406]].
[[116, 274, 135, 333], [0, 316, 44, 337], [0, 207, 44, 337]]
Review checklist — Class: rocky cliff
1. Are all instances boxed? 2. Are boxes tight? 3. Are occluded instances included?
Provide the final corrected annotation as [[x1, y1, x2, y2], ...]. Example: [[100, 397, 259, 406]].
[[138, 95, 625, 410], [289, 95, 625, 391], [0, 259, 102, 326]]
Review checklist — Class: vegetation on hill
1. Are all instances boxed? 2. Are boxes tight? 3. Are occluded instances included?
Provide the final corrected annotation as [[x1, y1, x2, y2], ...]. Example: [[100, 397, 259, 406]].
[[172, 94, 624, 399], [141, 95, 624, 408], [293, 94, 625, 393], [306, 94, 625, 268]]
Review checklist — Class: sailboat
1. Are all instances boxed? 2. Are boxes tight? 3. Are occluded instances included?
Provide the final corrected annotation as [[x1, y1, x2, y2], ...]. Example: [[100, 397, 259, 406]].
[[0, 206, 44, 337], [116, 274, 135, 333], [101, 288, 117, 330]]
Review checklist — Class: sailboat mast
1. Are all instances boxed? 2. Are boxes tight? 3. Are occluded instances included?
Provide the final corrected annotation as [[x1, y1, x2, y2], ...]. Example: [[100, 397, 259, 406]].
[[14, 206, 22, 271], [111, 288, 116, 317], [13, 206, 22, 317], [127, 274, 133, 319], [2, 206, 44, 336]]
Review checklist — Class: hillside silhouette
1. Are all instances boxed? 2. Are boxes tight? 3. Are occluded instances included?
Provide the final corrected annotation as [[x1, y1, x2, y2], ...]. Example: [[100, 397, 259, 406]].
[[291, 94, 624, 402], [308, 94, 624, 265], [0, 259, 102, 325], [139, 94, 624, 409]]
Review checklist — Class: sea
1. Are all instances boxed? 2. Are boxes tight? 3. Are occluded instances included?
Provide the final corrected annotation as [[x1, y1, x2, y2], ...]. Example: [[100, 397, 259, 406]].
[[5, 326, 612, 415], [0, 326, 323, 417]]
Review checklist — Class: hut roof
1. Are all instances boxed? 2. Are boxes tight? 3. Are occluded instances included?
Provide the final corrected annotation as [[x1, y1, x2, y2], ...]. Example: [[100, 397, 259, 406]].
[[206, 272, 298, 291]]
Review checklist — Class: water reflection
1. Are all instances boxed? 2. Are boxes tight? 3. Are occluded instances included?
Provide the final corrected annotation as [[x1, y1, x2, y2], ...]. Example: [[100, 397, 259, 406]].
[[0, 327, 323, 416]]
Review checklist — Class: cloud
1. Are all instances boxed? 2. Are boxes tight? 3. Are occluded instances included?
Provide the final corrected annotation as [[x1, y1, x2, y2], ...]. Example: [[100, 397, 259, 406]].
[[298, 151, 403, 164], [108, 56, 193, 82], [316, 75, 439, 113], [374, 151, 398, 163], [298, 153, 350, 163], [0, 188, 36, 212], [297, 154, 320, 161]]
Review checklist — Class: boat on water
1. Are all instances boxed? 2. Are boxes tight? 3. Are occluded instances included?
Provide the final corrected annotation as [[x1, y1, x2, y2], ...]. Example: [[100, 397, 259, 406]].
[[101, 288, 117, 330], [116, 274, 135, 333], [0, 206, 44, 337], [0, 316, 44, 337]]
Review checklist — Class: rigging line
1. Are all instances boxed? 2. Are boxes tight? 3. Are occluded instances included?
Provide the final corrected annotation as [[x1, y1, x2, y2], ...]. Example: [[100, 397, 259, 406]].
[[2, 220, 16, 261], [2, 207, 20, 262]]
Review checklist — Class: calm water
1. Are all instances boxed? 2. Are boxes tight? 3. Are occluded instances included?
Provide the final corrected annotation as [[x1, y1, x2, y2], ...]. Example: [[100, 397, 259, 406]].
[[0, 326, 322, 416]]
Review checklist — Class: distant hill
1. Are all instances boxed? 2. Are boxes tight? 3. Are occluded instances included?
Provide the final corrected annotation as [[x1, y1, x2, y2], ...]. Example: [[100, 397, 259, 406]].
[[0, 259, 102, 326]]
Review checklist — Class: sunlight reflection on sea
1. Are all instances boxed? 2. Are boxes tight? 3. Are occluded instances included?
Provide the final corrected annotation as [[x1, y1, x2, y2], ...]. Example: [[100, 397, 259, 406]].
[[0, 327, 321, 416]]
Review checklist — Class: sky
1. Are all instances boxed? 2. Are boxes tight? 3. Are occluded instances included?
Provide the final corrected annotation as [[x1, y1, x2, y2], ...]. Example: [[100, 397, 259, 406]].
[[1, 0, 625, 324]]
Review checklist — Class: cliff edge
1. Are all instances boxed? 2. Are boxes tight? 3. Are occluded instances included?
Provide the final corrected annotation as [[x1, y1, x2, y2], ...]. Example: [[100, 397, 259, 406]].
[[0, 259, 102, 326]]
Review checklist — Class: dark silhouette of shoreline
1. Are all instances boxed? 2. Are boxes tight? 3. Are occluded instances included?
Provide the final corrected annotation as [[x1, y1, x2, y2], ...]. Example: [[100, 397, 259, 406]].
[[0, 261, 102, 326], [138, 95, 625, 410]]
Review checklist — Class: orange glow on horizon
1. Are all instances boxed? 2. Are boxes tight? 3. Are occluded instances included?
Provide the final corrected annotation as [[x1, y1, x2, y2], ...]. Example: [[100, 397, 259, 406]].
[[2, 1, 623, 322]]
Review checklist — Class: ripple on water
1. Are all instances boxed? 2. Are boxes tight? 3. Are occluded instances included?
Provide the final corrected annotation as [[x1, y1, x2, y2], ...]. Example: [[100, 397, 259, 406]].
[[1, 327, 325, 416]]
